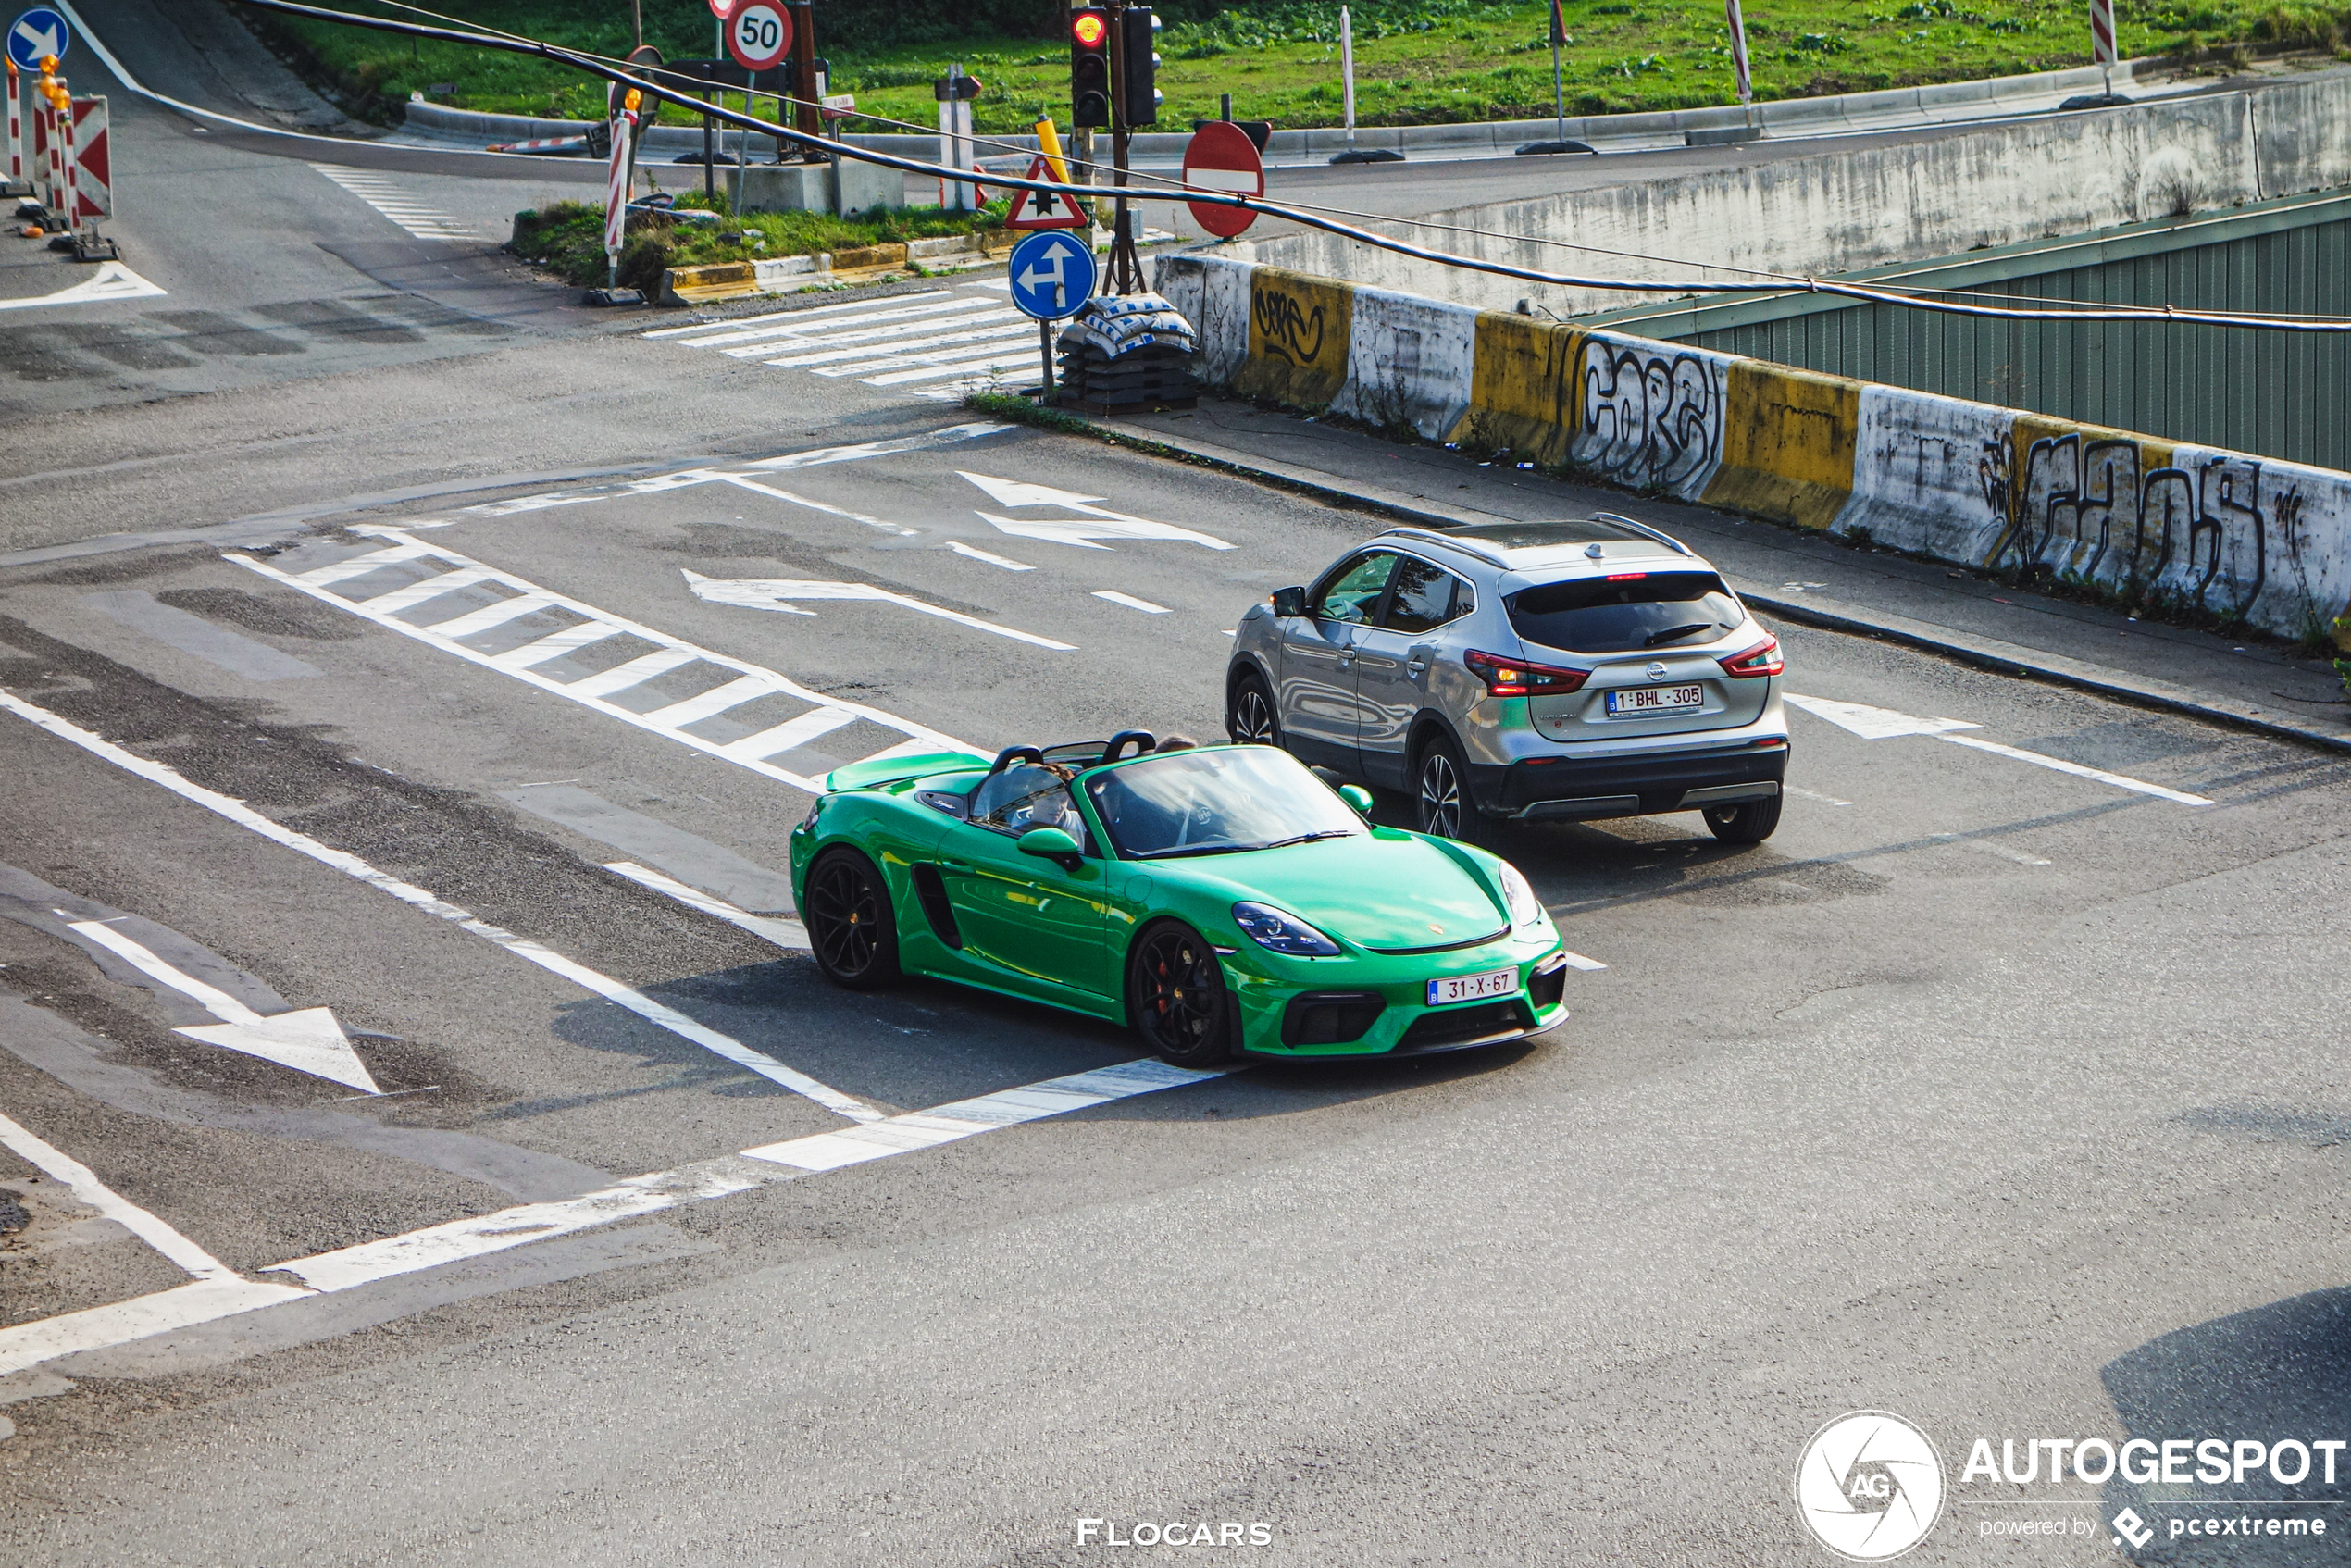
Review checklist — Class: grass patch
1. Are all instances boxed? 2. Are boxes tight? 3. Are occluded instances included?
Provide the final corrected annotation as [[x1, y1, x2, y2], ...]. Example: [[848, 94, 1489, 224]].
[[251, 0, 2327, 131], [509, 190, 1013, 288]]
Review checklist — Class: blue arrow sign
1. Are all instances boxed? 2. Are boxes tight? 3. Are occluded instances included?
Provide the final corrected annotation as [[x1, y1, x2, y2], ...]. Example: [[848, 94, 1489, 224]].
[[1006, 230, 1098, 322], [6, 6, 68, 71]]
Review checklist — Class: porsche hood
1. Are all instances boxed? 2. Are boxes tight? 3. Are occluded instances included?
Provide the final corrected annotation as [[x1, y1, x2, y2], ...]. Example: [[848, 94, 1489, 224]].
[[1180, 831, 1512, 952]]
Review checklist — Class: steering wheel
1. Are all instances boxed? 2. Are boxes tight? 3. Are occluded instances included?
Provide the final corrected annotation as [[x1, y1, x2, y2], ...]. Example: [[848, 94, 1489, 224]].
[[1101, 730, 1157, 764], [988, 744, 1045, 775]]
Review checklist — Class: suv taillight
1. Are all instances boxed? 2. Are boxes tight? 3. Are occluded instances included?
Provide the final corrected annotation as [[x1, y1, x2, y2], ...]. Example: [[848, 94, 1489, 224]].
[[1465, 649, 1589, 698], [1718, 636, 1784, 678]]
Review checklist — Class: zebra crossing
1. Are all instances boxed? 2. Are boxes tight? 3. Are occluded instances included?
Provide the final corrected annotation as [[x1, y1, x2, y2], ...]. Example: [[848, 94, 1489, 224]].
[[230, 531, 976, 793], [644, 283, 1046, 403], [310, 163, 479, 243]]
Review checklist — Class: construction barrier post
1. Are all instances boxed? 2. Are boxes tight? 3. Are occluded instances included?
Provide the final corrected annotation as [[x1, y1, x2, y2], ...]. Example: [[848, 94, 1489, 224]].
[[6, 59, 20, 193]]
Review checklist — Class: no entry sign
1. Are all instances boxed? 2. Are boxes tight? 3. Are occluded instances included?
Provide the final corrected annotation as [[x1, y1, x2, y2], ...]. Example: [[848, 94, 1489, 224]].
[[1182, 120, 1263, 239], [726, 2, 791, 73]]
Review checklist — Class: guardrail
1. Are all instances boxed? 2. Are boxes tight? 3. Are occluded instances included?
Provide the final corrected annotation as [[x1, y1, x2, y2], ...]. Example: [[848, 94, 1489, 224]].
[[399, 55, 2162, 162], [1156, 252, 2351, 653]]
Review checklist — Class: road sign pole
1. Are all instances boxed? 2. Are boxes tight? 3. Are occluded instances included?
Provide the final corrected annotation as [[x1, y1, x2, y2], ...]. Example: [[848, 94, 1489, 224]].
[[1106, 0, 1136, 294], [1039, 318, 1055, 397]]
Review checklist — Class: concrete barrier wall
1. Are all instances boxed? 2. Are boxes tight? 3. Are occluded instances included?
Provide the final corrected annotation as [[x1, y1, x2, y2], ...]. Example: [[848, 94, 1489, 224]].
[[1228, 78, 2351, 317], [1158, 253, 2351, 648]]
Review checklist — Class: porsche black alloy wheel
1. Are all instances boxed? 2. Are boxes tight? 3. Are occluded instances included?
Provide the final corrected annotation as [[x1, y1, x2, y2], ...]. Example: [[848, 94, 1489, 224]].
[[805, 848, 901, 989], [1227, 672, 1279, 745], [1131, 921, 1236, 1066]]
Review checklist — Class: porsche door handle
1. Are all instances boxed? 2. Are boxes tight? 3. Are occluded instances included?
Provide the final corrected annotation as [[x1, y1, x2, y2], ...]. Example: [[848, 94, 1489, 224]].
[[1335, 653, 1355, 670], [1405, 659, 1427, 676], [940, 860, 972, 871]]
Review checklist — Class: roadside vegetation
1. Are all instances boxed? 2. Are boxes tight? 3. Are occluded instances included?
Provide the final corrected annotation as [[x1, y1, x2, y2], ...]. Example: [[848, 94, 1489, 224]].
[[254, 0, 2351, 134], [509, 191, 1013, 290]]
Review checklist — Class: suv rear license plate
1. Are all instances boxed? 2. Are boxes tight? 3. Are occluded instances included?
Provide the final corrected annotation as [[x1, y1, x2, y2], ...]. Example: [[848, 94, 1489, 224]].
[[1429, 967, 1517, 1006], [1606, 684, 1705, 716]]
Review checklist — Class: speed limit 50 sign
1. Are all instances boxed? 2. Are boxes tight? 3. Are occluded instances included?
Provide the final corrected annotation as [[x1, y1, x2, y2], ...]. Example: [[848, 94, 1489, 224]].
[[727, 2, 792, 72]]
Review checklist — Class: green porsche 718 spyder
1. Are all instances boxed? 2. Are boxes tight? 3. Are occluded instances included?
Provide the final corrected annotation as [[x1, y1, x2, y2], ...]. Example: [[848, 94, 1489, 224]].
[[789, 732, 1571, 1066]]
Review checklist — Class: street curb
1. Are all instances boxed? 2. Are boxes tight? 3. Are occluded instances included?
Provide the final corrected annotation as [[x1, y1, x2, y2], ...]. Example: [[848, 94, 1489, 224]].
[[1035, 409, 2351, 758]]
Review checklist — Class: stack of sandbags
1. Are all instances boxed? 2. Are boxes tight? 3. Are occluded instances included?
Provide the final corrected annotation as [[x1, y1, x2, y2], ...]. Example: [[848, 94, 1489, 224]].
[[1055, 292, 1198, 414]]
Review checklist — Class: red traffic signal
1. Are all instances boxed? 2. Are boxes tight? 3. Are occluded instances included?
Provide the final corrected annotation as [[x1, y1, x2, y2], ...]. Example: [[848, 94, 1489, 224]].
[[1070, 7, 1110, 128]]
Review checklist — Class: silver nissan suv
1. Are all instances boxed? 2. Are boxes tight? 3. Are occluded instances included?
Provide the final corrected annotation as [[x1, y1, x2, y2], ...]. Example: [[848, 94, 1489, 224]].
[[1225, 516, 1790, 843]]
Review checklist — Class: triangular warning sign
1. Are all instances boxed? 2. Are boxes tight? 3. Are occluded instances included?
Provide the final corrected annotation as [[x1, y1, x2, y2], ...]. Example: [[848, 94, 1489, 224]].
[[1004, 156, 1091, 230]]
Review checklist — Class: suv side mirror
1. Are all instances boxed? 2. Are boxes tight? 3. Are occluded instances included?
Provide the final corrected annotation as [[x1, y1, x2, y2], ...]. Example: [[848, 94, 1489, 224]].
[[1270, 586, 1307, 618], [1017, 826, 1084, 869]]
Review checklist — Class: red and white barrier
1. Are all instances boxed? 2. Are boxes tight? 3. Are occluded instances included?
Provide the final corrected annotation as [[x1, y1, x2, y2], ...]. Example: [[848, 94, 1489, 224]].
[[68, 96, 107, 218], [56, 84, 75, 222], [38, 93, 60, 210], [6, 61, 20, 187], [603, 110, 634, 267], [486, 134, 590, 155]]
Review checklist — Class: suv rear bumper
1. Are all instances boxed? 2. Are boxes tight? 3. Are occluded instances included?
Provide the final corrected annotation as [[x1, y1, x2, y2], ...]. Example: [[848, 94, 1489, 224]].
[[1473, 742, 1789, 820]]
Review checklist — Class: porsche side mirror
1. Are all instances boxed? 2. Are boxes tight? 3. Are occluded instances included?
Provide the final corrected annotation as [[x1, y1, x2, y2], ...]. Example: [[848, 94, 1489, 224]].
[[1338, 784, 1374, 815], [1017, 826, 1084, 869], [1270, 586, 1307, 617]]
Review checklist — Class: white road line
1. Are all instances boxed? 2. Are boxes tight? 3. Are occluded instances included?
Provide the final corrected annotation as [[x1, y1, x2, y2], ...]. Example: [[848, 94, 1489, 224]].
[[1932, 833, 2052, 865], [68, 918, 262, 1027], [641, 290, 956, 338], [1786, 691, 2212, 806], [1785, 785, 1854, 807], [638, 674, 775, 727], [719, 706, 857, 760], [729, 305, 1017, 358], [685, 571, 1078, 652], [950, 541, 1034, 571], [761, 318, 1033, 368], [428, 592, 556, 640], [0, 259, 166, 312], [0, 1109, 242, 1284], [741, 422, 1013, 471], [274, 1059, 1217, 1293], [0, 690, 882, 1123], [1936, 733, 2214, 807], [297, 540, 436, 586], [1094, 591, 1171, 614], [858, 350, 1041, 387], [309, 162, 479, 242], [0, 1276, 311, 1378], [605, 861, 811, 950], [696, 299, 1001, 349], [700, 470, 921, 537], [231, 536, 976, 794]]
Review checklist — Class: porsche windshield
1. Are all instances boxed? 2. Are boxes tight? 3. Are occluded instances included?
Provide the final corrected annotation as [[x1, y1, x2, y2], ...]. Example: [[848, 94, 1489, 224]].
[[1087, 747, 1365, 860]]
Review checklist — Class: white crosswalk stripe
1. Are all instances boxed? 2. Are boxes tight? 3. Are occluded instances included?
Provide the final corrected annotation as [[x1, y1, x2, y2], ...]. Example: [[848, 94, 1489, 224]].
[[229, 533, 976, 793], [647, 283, 1047, 403], [309, 163, 479, 242]]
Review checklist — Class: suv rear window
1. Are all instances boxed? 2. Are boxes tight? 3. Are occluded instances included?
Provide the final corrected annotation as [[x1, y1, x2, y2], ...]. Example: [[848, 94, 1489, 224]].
[[1506, 571, 1744, 654]]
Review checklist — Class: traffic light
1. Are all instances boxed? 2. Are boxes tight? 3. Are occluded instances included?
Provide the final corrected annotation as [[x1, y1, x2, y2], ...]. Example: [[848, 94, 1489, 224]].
[[1070, 7, 1110, 129], [1117, 7, 1162, 126]]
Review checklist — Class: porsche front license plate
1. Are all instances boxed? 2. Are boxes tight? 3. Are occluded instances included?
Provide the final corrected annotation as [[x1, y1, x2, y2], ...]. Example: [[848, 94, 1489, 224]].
[[1429, 968, 1517, 1006], [1607, 684, 1705, 716]]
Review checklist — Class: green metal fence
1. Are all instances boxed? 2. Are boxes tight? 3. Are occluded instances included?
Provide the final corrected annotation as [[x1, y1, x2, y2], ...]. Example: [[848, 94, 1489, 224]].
[[1585, 189, 2351, 470]]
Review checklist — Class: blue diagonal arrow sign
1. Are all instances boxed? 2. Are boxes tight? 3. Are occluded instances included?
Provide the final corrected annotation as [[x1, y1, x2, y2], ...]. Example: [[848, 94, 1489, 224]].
[[6, 6, 69, 71], [1006, 230, 1098, 322]]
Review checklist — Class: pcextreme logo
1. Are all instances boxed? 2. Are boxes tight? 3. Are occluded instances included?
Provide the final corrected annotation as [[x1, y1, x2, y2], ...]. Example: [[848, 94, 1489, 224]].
[[1795, 1411, 1947, 1561]]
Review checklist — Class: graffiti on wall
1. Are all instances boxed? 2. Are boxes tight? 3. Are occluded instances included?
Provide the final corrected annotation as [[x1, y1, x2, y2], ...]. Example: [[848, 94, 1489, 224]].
[[1572, 335, 1724, 494], [1994, 429, 2270, 619], [1253, 283, 1329, 367]]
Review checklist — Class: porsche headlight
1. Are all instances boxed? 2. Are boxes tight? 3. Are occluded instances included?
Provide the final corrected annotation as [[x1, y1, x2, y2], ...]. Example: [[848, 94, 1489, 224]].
[[1499, 861, 1547, 928], [1232, 902, 1340, 957]]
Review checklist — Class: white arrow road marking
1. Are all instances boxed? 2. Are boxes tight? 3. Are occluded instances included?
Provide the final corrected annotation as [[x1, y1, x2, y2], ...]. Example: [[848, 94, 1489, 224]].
[[1783, 693, 1980, 740], [0, 690, 883, 1122], [66, 919, 382, 1094], [1785, 692, 2213, 806], [961, 471, 1236, 551], [684, 569, 1076, 650], [0, 261, 166, 313], [604, 862, 812, 951]]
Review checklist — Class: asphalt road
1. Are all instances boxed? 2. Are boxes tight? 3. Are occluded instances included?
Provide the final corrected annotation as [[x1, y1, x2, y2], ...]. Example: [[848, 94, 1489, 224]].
[[2, 9, 2348, 1568]]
